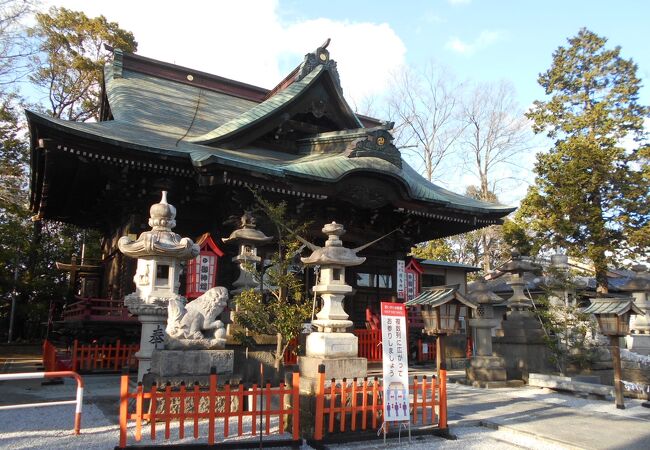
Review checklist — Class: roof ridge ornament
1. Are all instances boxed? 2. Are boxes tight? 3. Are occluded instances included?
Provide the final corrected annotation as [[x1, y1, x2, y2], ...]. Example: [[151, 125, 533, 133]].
[[295, 38, 342, 92], [346, 125, 402, 169]]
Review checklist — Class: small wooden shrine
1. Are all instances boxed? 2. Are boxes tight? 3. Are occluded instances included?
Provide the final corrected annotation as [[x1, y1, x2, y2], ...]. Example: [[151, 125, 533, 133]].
[[27, 42, 514, 328]]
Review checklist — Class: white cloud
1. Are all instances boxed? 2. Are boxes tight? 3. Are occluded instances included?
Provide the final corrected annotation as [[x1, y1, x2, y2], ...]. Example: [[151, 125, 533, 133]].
[[445, 30, 506, 55], [42, 0, 405, 105]]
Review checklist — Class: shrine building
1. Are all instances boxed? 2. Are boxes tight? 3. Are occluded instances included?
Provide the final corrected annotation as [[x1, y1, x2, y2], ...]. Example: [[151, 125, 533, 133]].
[[27, 43, 514, 330]]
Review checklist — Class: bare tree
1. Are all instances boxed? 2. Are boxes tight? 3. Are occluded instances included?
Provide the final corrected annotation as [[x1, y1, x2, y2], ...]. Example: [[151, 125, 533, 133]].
[[460, 81, 532, 271], [387, 63, 465, 181], [0, 0, 34, 86]]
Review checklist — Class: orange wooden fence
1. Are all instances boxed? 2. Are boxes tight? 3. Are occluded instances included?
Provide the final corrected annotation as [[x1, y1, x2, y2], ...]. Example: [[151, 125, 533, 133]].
[[313, 365, 447, 441], [42, 340, 69, 372], [72, 339, 138, 372], [118, 369, 301, 448], [354, 329, 382, 361]]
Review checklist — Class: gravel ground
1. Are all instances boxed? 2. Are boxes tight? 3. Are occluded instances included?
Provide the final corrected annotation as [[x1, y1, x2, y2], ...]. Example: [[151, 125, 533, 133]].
[[1, 378, 648, 449], [0, 401, 571, 450]]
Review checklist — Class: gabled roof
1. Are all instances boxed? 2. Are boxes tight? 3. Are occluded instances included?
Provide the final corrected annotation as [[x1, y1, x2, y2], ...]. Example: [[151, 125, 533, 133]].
[[189, 64, 362, 147], [405, 284, 477, 309], [582, 297, 644, 316]]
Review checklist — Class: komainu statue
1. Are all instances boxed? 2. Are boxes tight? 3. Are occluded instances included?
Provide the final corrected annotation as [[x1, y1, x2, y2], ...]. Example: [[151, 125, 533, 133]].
[[166, 286, 229, 349]]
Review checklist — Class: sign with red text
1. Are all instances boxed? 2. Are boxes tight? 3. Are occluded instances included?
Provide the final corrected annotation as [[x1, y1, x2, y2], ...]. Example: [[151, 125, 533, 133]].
[[380, 302, 410, 422]]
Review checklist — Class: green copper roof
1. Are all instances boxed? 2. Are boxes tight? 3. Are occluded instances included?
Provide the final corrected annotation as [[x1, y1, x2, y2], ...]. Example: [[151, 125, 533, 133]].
[[582, 297, 644, 316], [405, 285, 477, 309], [27, 51, 516, 218], [188, 65, 362, 144]]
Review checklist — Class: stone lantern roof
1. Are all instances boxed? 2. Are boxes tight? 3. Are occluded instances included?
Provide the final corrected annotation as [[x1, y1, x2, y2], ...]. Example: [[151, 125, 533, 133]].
[[300, 222, 365, 267], [118, 191, 199, 259], [221, 211, 273, 245], [468, 278, 502, 305], [497, 249, 542, 276]]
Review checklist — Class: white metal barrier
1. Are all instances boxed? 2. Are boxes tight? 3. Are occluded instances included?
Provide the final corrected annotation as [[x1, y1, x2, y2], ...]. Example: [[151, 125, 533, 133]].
[[0, 370, 84, 434]]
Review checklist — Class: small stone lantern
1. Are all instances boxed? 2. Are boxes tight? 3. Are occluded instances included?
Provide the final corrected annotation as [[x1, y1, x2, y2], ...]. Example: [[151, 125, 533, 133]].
[[221, 212, 273, 338], [466, 279, 507, 384], [299, 222, 369, 390], [499, 249, 542, 313], [583, 297, 644, 409], [118, 191, 199, 380], [222, 212, 273, 295]]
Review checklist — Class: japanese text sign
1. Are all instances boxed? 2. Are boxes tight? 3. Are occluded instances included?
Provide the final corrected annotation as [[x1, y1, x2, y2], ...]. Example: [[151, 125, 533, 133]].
[[381, 302, 410, 422]]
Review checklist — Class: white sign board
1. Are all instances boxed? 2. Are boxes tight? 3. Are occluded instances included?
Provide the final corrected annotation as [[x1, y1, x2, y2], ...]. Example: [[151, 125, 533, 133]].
[[396, 260, 406, 299], [381, 302, 410, 422]]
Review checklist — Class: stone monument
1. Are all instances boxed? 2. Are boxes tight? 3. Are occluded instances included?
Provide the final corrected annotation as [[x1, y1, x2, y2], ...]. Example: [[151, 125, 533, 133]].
[[466, 278, 507, 386], [623, 265, 650, 355], [492, 250, 552, 381], [297, 222, 368, 392]]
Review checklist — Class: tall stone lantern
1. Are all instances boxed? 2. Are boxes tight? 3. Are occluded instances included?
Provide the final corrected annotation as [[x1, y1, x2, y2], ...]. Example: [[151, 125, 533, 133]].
[[622, 265, 650, 355], [221, 211, 273, 337], [118, 191, 199, 381], [493, 250, 548, 381], [298, 222, 368, 391], [466, 278, 507, 385]]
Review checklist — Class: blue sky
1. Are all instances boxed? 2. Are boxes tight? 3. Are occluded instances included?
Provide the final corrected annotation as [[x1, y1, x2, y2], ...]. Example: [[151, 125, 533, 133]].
[[279, 0, 650, 108]]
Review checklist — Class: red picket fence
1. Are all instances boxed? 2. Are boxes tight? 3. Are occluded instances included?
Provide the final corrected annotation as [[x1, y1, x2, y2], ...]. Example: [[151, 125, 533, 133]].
[[417, 339, 436, 363], [62, 296, 136, 322], [118, 370, 301, 448], [313, 366, 447, 441], [72, 339, 138, 372], [354, 329, 382, 361]]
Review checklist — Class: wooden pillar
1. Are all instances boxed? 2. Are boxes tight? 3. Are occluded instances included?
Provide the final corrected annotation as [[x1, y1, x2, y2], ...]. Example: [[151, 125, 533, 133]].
[[610, 336, 625, 409], [436, 334, 447, 375]]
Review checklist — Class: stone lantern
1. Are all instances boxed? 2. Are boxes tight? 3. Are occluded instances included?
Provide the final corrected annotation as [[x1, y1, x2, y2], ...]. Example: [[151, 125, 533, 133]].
[[500, 250, 541, 313], [222, 211, 273, 295], [583, 297, 644, 409], [621, 265, 650, 355], [493, 250, 548, 381], [221, 212, 273, 338], [466, 279, 507, 385], [298, 222, 368, 391], [118, 191, 199, 380], [406, 285, 476, 373]]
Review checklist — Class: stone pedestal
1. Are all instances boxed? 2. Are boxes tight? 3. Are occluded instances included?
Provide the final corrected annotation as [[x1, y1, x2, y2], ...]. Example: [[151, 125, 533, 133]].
[[124, 296, 169, 381], [625, 333, 650, 356], [494, 310, 551, 381], [147, 349, 234, 385], [298, 356, 368, 393], [305, 332, 358, 358], [466, 356, 507, 384]]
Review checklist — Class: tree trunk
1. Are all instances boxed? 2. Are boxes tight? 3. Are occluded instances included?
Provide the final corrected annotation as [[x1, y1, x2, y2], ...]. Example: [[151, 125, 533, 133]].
[[592, 250, 609, 295], [274, 332, 283, 370], [481, 231, 491, 272]]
